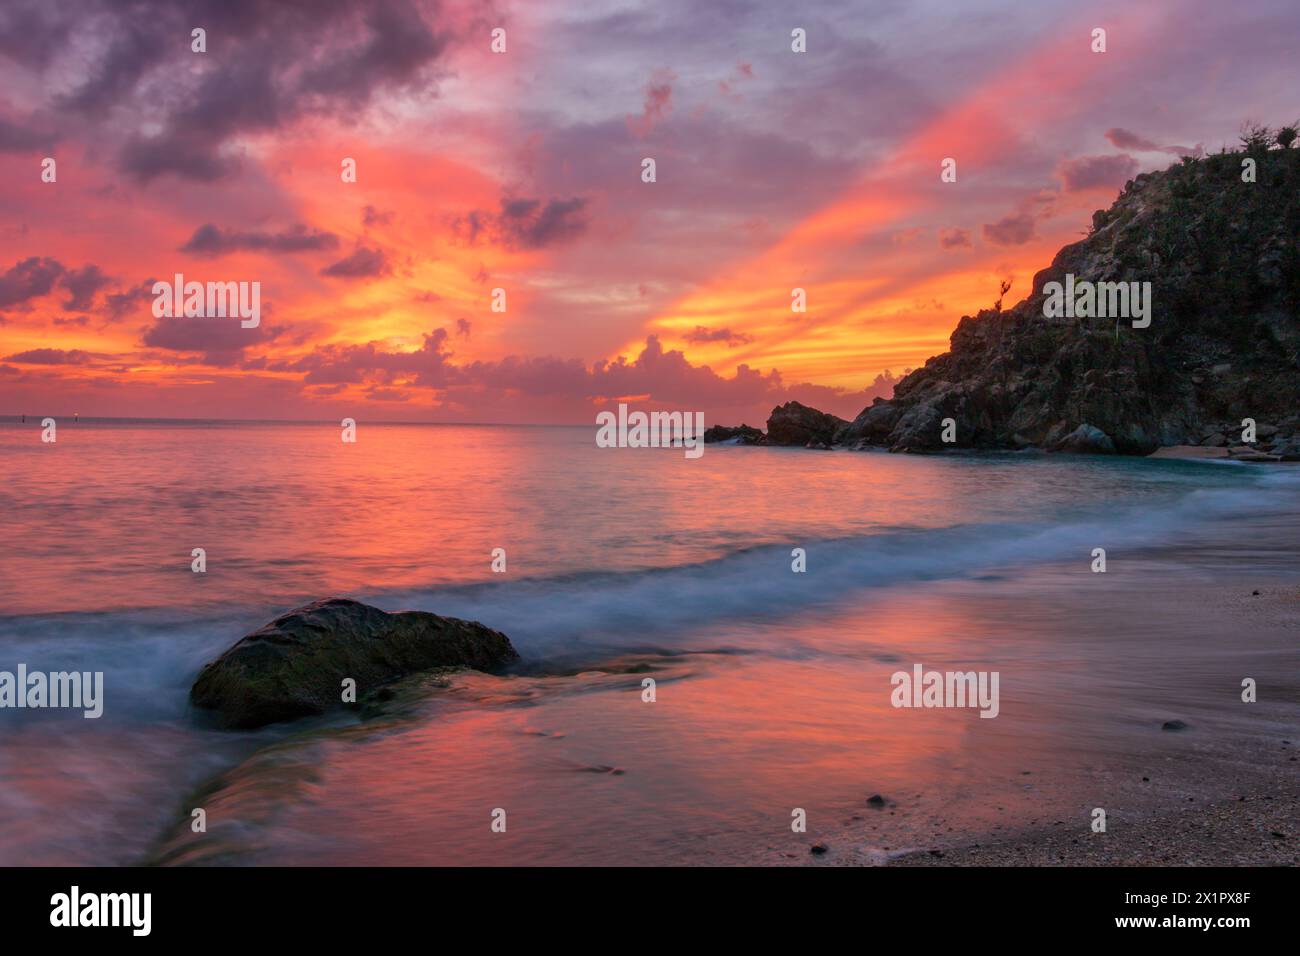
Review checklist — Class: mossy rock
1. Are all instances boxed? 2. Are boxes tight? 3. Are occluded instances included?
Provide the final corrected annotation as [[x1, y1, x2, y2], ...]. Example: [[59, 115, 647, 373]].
[[190, 598, 519, 729]]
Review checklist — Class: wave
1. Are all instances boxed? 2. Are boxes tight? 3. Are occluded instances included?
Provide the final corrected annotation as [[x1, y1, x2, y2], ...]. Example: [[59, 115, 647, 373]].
[[373, 467, 1300, 660], [0, 465, 1294, 722]]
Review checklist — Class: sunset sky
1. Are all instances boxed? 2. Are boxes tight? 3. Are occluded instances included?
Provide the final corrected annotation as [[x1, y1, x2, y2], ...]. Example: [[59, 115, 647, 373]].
[[1, 0, 1297, 424]]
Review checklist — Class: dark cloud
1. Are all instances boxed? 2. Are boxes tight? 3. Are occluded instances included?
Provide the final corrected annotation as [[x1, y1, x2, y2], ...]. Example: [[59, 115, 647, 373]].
[[938, 228, 972, 250], [61, 10, 163, 115], [321, 246, 390, 279], [1058, 154, 1139, 192], [0, 114, 55, 151], [294, 0, 446, 104], [103, 280, 158, 322], [275, 330, 897, 418], [982, 210, 1036, 247], [118, 132, 237, 183], [141, 315, 277, 366], [180, 223, 339, 257], [3, 348, 92, 365], [0, 256, 64, 307], [0, 1, 73, 70], [0, 259, 147, 317], [60, 264, 111, 311], [1104, 128, 1200, 157], [684, 326, 753, 346], [24, 0, 458, 182], [275, 328, 454, 385], [522, 112, 856, 248], [452, 197, 590, 250]]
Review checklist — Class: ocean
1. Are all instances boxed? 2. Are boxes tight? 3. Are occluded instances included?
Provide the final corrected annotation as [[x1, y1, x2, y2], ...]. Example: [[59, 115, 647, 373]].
[[1, 418, 1296, 865]]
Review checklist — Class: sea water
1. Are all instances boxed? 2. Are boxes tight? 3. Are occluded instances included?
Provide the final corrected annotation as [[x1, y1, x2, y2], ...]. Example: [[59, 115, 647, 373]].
[[0, 418, 1296, 864]]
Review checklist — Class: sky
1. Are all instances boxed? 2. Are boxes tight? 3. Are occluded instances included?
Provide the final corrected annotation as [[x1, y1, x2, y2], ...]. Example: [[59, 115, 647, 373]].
[[1, 0, 1297, 424]]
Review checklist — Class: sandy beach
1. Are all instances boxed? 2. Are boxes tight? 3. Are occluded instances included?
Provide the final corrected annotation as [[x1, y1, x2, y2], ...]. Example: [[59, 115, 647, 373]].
[[778, 582, 1300, 867]]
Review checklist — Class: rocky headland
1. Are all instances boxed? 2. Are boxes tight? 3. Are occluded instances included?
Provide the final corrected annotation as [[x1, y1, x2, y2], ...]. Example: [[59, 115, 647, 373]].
[[709, 144, 1300, 459]]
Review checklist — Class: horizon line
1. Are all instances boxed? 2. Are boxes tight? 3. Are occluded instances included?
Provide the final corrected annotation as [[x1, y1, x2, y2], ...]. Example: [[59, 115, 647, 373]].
[[0, 414, 589, 428]]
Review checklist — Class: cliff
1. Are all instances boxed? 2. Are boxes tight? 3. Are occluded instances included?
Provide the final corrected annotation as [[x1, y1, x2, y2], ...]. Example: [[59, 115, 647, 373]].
[[839, 145, 1300, 455]]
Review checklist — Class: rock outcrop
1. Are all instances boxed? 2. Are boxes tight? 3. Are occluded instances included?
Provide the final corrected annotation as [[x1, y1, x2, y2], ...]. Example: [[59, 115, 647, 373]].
[[766, 401, 848, 447], [839, 146, 1300, 455], [703, 423, 766, 444], [190, 598, 519, 729]]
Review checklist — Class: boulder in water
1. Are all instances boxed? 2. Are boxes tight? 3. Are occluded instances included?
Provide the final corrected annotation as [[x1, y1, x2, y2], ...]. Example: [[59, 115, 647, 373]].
[[190, 598, 519, 729], [703, 423, 766, 444], [766, 401, 847, 446]]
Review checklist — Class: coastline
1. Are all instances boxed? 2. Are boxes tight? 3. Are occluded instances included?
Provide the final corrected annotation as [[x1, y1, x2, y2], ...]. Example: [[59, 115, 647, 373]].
[[3, 430, 1296, 867], [138, 530, 1299, 867]]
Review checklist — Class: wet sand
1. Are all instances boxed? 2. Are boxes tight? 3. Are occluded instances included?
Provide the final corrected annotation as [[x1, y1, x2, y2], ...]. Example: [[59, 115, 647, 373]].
[[791, 582, 1300, 867], [143, 562, 1299, 867]]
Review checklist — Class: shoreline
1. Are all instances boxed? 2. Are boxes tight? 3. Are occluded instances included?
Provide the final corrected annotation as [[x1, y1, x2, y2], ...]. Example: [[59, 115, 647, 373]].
[[3, 447, 1295, 867]]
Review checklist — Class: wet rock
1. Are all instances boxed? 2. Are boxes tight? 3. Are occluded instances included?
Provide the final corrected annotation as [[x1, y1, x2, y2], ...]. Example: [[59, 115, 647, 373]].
[[867, 793, 887, 807], [190, 598, 519, 729], [1161, 720, 1190, 732], [810, 842, 828, 855], [1050, 424, 1116, 455], [1271, 438, 1300, 461], [703, 424, 765, 444]]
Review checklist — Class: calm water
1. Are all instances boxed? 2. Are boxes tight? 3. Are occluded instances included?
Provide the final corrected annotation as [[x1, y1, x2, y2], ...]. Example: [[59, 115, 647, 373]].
[[0, 418, 1296, 864]]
